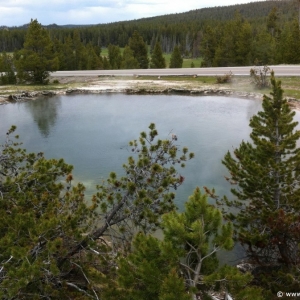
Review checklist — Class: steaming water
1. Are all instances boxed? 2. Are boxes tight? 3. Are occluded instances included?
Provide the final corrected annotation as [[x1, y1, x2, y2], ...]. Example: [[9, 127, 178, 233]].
[[1, 94, 300, 263]]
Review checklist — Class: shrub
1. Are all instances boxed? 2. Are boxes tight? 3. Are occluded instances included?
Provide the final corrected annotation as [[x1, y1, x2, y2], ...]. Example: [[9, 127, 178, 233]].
[[250, 65, 270, 89], [216, 71, 233, 84]]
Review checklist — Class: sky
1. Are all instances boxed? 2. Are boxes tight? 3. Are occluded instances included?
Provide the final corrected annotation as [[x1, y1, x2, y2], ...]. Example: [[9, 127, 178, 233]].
[[0, 0, 263, 27]]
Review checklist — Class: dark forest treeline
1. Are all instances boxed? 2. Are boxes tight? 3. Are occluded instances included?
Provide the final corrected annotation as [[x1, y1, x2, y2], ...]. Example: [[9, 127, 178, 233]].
[[0, 0, 299, 72], [0, 0, 297, 50]]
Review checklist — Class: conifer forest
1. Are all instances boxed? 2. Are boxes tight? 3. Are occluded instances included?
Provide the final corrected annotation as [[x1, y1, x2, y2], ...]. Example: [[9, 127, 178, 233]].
[[1, 0, 300, 299], [0, 0, 299, 74]]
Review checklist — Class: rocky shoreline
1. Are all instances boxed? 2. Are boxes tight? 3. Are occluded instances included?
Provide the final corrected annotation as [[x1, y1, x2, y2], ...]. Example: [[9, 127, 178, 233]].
[[0, 86, 264, 103], [1, 80, 299, 109]]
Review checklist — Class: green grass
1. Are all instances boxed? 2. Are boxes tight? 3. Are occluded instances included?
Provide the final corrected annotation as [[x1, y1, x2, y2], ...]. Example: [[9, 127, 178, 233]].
[[137, 75, 216, 84], [277, 77, 300, 99], [101, 48, 109, 57], [163, 53, 202, 68], [278, 76, 300, 86], [182, 57, 203, 68], [282, 89, 300, 99], [101, 47, 202, 68]]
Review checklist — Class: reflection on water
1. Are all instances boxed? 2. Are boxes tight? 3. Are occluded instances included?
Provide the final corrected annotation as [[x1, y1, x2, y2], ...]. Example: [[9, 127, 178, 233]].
[[2, 93, 300, 264], [0, 94, 266, 207], [2, 94, 300, 208], [25, 97, 61, 137]]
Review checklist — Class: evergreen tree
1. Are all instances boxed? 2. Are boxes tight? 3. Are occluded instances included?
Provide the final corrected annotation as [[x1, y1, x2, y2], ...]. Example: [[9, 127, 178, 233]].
[[108, 44, 122, 69], [235, 21, 252, 66], [169, 45, 183, 68], [102, 56, 111, 69], [150, 34, 156, 54], [73, 30, 87, 70], [0, 126, 99, 299], [15, 19, 58, 84], [0, 52, 16, 84], [200, 25, 218, 67], [163, 187, 234, 298], [107, 188, 261, 300], [0, 124, 193, 299], [52, 38, 65, 70], [158, 269, 192, 300], [213, 12, 252, 66], [281, 19, 300, 64], [192, 31, 202, 58], [267, 7, 279, 37], [129, 30, 149, 69], [60, 36, 76, 70], [104, 234, 182, 300], [86, 42, 103, 70], [221, 72, 300, 294], [94, 123, 194, 241], [150, 41, 166, 68], [252, 30, 276, 65], [121, 45, 139, 69]]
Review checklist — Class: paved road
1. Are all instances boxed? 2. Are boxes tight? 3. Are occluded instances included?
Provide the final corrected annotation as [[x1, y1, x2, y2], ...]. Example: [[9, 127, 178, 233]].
[[51, 65, 300, 77]]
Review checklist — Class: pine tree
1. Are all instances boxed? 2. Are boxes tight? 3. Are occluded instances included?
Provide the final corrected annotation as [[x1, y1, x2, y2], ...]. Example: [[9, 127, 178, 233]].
[[150, 41, 166, 69], [107, 188, 260, 300], [251, 30, 276, 65], [0, 124, 194, 299], [150, 34, 156, 54], [0, 126, 98, 299], [104, 234, 181, 300], [163, 187, 234, 298], [267, 7, 279, 37], [169, 45, 183, 68], [15, 19, 58, 84], [73, 30, 87, 70], [93, 123, 194, 241], [52, 38, 65, 70], [128, 30, 149, 69], [108, 44, 122, 69], [235, 21, 252, 66], [102, 56, 111, 69], [121, 45, 139, 69], [200, 25, 218, 67], [86, 42, 103, 70], [213, 12, 252, 66], [159, 269, 192, 300], [60, 35, 76, 70], [0, 52, 16, 84], [222, 72, 300, 294], [282, 20, 300, 64]]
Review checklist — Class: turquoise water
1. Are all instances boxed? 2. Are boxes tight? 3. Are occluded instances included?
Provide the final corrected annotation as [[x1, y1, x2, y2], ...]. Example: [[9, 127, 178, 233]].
[[0, 93, 268, 208], [2, 93, 300, 263]]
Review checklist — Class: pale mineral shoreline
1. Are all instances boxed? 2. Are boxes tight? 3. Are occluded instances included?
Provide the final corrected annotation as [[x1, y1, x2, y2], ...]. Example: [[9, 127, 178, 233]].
[[1, 76, 299, 110]]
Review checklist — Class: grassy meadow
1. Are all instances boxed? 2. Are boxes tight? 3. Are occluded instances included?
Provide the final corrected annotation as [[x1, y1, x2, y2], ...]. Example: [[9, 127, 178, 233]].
[[101, 47, 203, 69]]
